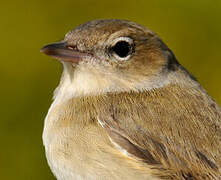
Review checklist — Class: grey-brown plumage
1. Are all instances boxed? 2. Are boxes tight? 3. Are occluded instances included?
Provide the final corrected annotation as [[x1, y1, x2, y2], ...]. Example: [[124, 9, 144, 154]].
[[41, 19, 221, 180]]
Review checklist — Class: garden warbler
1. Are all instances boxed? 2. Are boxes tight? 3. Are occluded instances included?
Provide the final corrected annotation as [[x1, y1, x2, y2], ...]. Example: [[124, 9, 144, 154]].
[[41, 19, 221, 180]]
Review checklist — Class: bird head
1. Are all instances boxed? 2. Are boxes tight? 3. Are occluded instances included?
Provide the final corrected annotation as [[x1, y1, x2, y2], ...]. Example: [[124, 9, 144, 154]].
[[41, 19, 179, 96]]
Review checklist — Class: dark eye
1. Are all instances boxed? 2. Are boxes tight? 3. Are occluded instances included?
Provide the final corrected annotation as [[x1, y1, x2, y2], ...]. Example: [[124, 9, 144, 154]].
[[110, 37, 134, 60], [112, 41, 131, 58]]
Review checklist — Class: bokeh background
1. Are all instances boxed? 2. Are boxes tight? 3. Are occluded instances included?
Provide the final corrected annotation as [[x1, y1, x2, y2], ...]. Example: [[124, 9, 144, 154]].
[[1, 0, 220, 179]]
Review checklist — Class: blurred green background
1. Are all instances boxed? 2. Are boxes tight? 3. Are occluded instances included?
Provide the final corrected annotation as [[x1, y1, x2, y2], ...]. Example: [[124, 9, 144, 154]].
[[0, 0, 220, 179]]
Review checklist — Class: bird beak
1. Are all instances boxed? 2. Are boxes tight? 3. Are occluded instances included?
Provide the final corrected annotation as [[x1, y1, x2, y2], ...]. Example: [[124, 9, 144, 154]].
[[40, 41, 91, 63]]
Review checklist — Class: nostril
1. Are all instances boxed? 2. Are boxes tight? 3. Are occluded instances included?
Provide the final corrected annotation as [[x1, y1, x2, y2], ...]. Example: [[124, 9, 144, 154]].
[[66, 45, 78, 50]]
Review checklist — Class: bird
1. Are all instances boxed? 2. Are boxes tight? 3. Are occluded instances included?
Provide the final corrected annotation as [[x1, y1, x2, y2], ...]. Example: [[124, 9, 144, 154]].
[[40, 19, 221, 180]]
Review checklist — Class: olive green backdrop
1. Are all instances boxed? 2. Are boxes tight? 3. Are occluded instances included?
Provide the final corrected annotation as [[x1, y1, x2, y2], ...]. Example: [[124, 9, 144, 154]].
[[0, 0, 220, 179]]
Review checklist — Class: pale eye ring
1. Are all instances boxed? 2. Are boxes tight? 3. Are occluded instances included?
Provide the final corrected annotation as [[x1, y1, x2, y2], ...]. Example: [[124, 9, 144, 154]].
[[110, 37, 134, 61]]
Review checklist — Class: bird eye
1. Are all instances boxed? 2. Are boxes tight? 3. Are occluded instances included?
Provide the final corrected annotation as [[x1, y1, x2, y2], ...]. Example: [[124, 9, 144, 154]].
[[111, 37, 134, 61]]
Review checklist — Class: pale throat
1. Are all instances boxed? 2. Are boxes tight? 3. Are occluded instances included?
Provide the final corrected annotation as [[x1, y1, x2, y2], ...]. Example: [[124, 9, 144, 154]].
[[52, 63, 174, 107]]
